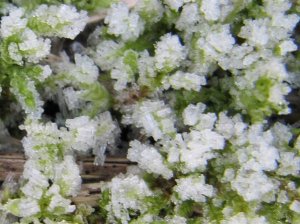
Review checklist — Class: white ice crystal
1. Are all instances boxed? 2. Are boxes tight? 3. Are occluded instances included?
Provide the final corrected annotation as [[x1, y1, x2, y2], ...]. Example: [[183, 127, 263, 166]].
[[72, 54, 99, 84], [200, 24, 235, 56], [164, 0, 184, 11], [54, 156, 81, 197], [66, 116, 97, 152], [105, 3, 144, 41], [179, 129, 225, 172], [125, 100, 176, 140], [54, 53, 99, 86], [137, 50, 156, 86], [176, 3, 201, 31], [103, 174, 153, 224], [154, 33, 187, 72], [17, 29, 51, 64], [111, 59, 135, 91], [10, 79, 44, 119], [167, 71, 206, 91], [94, 40, 125, 71], [239, 19, 269, 46], [201, 0, 221, 21], [174, 175, 214, 202], [0, 7, 27, 38], [290, 200, 300, 214], [128, 140, 173, 179], [38, 65, 52, 82], [277, 152, 300, 176], [45, 184, 76, 214], [63, 87, 84, 110], [278, 39, 298, 55], [221, 212, 268, 224], [5, 198, 40, 217], [30, 4, 88, 39], [215, 112, 247, 140], [166, 215, 187, 224], [231, 170, 279, 202], [134, 0, 164, 23]]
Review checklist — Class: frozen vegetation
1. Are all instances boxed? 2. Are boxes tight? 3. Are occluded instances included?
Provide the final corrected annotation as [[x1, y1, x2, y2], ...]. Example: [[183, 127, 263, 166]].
[[0, 0, 298, 223]]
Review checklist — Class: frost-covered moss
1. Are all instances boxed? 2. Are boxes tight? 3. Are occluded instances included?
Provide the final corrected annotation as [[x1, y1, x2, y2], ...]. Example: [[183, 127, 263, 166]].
[[0, 0, 299, 223]]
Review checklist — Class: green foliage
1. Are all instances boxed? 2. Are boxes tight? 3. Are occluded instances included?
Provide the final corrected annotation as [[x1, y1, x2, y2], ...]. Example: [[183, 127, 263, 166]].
[[81, 82, 111, 117], [99, 189, 110, 220], [238, 76, 280, 123], [258, 202, 300, 224], [10, 76, 37, 109]]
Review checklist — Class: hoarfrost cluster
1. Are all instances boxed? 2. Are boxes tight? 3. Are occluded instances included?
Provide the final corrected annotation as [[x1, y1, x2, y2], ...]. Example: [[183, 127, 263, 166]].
[[0, 0, 298, 223]]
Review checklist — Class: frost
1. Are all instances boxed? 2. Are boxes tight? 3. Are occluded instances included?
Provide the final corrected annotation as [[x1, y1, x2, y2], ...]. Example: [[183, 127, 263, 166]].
[[30, 4, 88, 39], [174, 175, 214, 202], [128, 140, 173, 179], [154, 33, 187, 72], [105, 2, 144, 41]]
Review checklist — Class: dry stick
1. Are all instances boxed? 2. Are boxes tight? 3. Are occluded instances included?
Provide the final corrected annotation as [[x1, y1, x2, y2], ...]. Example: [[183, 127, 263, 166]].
[[0, 152, 133, 206]]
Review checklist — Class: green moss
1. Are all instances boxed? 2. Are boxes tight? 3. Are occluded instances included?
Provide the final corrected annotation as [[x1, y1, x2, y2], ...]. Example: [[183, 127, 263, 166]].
[[99, 189, 110, 220], [10, 76, 37, 109]]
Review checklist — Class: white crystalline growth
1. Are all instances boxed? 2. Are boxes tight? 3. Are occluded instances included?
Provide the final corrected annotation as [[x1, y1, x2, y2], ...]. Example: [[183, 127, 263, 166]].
[[66, 113, 119, 164], [200, 0, 235, 22], [168, 71, 206, 91], [10, 79, 44, 119], [63, 87, 84, 110], [7, 28, 51, 65], [221, 212, 268, 224], [45, 184, 75, 214], [215, 112, 247, 140], [187, 129, 225, 151], [18, 29, 51, 63], [0, 7, 27, 38], [180, 129, 225, 172], [111, 60, 134, 91], [38, 65, 52, 82], [239, 19, 269, 46], [128, 140, 173, 179], [103, 174, 153, 224], [237, 143, 279, 172], [174, 175, 214, 202], [92, 112, 120, 165], [128, 100, 176, 140], [176, 3, 200, 31], [182, 103, 217, 130], [154, 33, 187, 72], [134, 0, 164, 23], [95, 40, 125, 71], [164, 0, 184, 11], [278, 39, 298, 55], [201, 0, 221, 21], [231, 170, 279, 202], [166, 215, 187, 224], [105, 3, 144, 41], [72, 54, 99, 84], [277, 152, 300, 176], [206, 24, 235, 54], [137, 50, 156, 86], [182, 103, 206, 126], [30, 4, 88, 39], [4, 198, 40, 217], [290, 200, 300, 214], [197, 24, 235, 61], [65, 116, 97, 152], [54, 155, 82, 197], [22, 160, 49, 188]]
